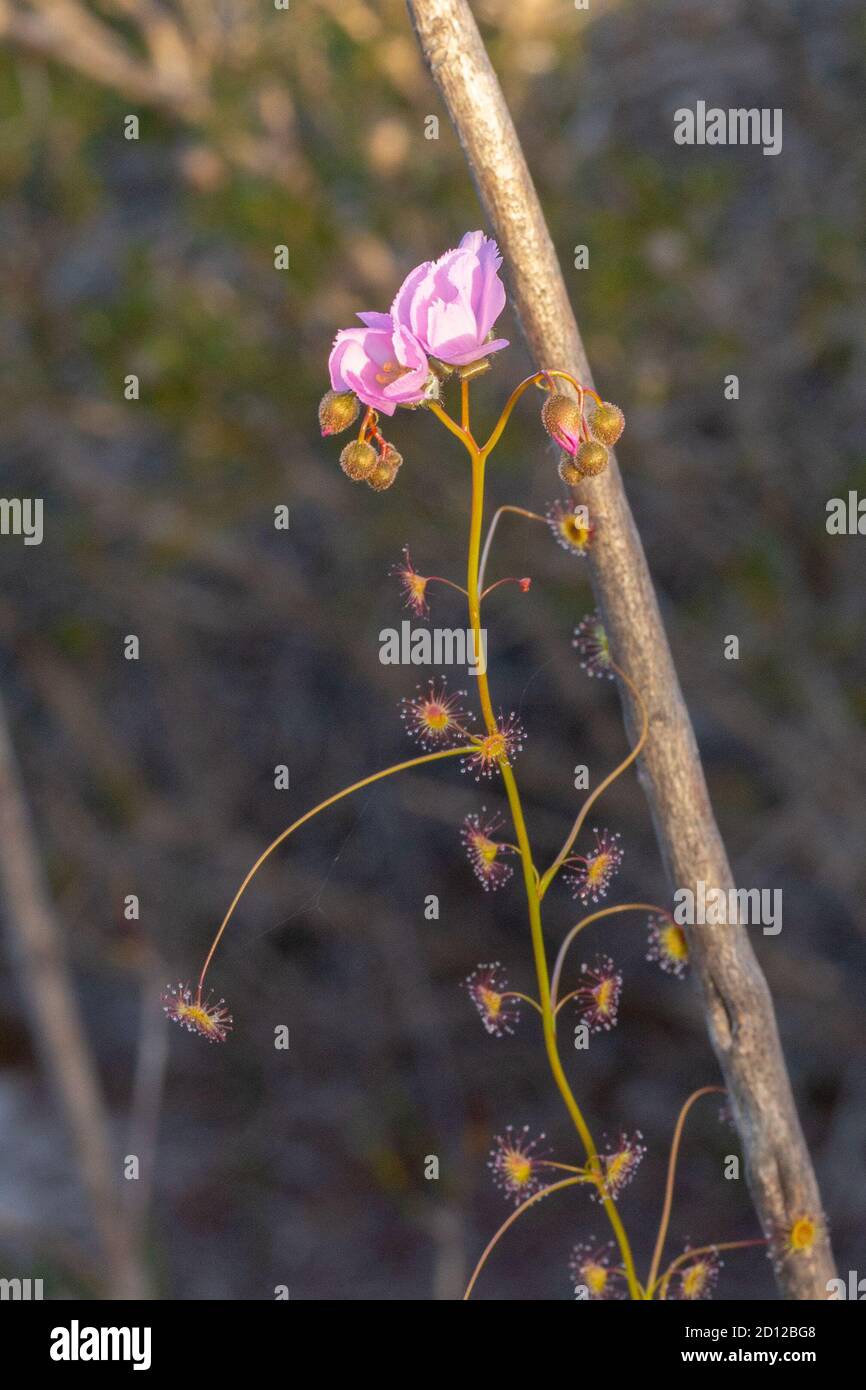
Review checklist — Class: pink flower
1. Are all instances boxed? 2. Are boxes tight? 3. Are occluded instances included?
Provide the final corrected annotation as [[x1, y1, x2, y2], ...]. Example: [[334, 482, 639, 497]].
[[391, 231, 509, 367], [329, 312, 431, 416]]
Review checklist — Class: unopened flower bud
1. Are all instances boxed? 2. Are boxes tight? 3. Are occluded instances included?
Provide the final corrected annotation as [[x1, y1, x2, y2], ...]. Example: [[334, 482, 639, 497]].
[[339, 439, 377, 481], [367, 444, 403, 492], [576, 440, 609, 477], [558, 454, 583, 487], [319, 389, 360, 437], [588, 401, 625, 446], [542, 394, 583, 455]]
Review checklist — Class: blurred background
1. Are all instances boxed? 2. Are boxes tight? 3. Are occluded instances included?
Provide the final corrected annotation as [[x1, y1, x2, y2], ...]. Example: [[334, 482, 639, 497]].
[[0, 0, 864, 1300]]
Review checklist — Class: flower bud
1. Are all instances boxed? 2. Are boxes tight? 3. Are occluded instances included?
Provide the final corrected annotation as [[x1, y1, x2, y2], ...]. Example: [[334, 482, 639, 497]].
[[367, 444, 403, 492], [339, 439, 377, 481], [319, 389, 360, 437], [588, 401, 625, 447], [576, 440, 609, 477], [542, 394, 583, 455], [558, 454, 583, 487]]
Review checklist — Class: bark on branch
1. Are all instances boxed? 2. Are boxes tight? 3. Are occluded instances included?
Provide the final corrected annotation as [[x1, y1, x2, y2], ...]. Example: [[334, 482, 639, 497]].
[[407, 0, 834, 1299]]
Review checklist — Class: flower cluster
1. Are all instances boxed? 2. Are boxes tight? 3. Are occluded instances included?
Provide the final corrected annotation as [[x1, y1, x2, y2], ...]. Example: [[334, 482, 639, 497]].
[[570, 1241, 624, 1300], [166, 232, 761, 1305], [162, 984, 233, 1043], [392, 546, 430, 618], [337, 433, 403, 492], [647, 913, 689, 978], [596, 1131, 646, 1202], [564, 828, 623, 904], [399, 677, 470, 750], [540, 391, 625, 486], [571, 955, 623, 1033], [766, 1212, 822, 1275], [787, 1215, 819, 1256], [461, 713, 526, 781], [673, 1249, 722, 1301], [319, 231, 509, 492], [461, 811, 514, 891], [464, 963, 520, 1037], [488, 1125, 548, 1205], [573, 611, 614, 679], [546, 500, 594, 556], [319, 230, 625, 511]]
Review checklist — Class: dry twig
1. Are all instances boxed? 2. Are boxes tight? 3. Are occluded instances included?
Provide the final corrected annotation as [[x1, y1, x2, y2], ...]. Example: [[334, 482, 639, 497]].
[[0, 689, 149, 1298]]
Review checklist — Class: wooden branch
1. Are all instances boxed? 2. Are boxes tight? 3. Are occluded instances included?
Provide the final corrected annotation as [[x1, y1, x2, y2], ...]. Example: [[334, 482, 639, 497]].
[[406, 0, 834, 1299], [0, 689, 149, 1298]]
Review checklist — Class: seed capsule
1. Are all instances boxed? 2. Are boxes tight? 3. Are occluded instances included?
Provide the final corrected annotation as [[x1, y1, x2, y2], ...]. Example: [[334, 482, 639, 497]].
[[558, 454, 584, 487], [588, 401, 625, 447], [339, 439, 377, 481], [367, 445, 403, 491], [319, 389, 360, 437], [576, 440, 609, 477]]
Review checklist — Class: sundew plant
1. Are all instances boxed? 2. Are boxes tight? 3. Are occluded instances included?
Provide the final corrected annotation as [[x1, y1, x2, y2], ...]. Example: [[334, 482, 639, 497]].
[[164, 231, 810, 1300]]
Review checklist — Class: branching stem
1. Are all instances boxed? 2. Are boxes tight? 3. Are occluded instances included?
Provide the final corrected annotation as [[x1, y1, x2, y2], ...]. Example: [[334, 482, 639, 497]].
[[478, 504, 546, 594], [455, 381, 642, 1301], [646, 1085, 726, 1295], [539, 664, 648, 900], [196, 745, 474, 996], [550, 902, 668, 1009], [463, 1176, 592, 1300]]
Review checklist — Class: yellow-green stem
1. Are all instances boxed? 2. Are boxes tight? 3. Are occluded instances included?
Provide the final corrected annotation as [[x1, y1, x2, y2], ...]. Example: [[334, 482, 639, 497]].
[[463, 1175, 590, 1300], [481, 369, 601, 456], [655, 1239, 766, 1302], [459, 414, 641, 1301], [646, 1085, 725, 1296], [197, 745, 474, 995], [538, 663, 648, 900], [551, 901, 668, 1008]]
